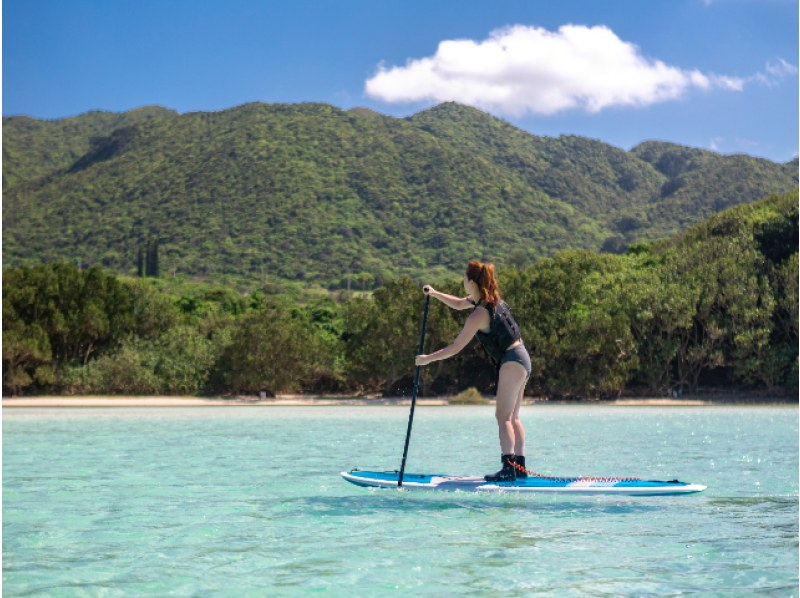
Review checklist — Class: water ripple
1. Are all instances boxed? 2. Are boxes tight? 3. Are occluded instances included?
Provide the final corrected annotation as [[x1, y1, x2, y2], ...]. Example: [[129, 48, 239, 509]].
[[4, 406, 797, 596]]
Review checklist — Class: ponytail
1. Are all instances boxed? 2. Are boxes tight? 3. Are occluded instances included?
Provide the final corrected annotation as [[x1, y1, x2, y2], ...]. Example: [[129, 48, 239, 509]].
[[466, 260, 501, 307]]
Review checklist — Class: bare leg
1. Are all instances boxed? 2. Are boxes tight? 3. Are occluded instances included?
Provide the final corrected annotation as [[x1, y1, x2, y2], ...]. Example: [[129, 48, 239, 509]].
[[512, 382, 526, 456], [495, 362, 528, 455]]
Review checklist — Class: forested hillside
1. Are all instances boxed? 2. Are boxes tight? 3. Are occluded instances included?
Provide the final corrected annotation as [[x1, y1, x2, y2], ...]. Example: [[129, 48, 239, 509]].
[[4, 191, 796, 398], [2, 106, 176, 192], [3, 102, 796, 290]]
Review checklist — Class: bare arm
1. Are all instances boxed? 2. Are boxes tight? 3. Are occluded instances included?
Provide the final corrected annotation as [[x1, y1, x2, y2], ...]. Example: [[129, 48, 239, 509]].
[[416, 309, 487, 366], [424, 285, 474, 311]]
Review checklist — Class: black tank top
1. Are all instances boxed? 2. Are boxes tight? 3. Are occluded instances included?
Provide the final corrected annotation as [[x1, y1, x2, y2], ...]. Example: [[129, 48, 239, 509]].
[[473, 300, 522, 363]]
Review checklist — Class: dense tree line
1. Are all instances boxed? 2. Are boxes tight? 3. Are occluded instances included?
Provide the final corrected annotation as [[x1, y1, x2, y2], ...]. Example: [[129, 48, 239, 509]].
[[3, 192, 797, 398]]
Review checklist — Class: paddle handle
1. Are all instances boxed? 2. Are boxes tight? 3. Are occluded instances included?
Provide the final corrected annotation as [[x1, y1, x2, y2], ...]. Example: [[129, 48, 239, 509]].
[[398, 294, 430, 487]]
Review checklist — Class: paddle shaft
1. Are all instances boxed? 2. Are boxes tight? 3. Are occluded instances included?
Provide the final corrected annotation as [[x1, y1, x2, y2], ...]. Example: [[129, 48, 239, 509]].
[[398, 294, 430, 487]]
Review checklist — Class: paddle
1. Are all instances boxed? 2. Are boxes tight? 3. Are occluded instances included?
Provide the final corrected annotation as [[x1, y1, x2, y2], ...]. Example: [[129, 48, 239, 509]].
[[398, 293, 431, 488]]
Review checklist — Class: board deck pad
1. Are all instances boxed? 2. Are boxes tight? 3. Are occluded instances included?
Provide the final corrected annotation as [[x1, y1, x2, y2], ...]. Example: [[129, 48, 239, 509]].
[[341, 470, 706, 495]]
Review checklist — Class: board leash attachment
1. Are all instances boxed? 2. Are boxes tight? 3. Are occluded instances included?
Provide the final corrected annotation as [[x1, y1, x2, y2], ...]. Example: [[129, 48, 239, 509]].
[[508, 459, 641, 483]]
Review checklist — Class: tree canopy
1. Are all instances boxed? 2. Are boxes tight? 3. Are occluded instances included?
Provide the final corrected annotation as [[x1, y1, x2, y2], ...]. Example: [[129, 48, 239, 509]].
[[4, 102, 795, 291], [4, 191, 796, 398]]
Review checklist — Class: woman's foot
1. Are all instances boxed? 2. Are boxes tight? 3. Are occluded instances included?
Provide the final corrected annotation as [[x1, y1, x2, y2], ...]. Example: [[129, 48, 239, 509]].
[[514, 455, 528, 478], [485, 454, 517, 482]]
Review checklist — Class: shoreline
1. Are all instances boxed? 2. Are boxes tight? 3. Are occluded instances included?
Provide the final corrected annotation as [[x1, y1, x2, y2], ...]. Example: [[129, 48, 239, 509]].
[[2, 395, 796, 408], [1, 396, 449, 407]]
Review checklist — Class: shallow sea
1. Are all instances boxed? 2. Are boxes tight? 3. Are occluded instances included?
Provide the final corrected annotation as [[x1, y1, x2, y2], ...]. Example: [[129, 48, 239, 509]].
[[3, 405, 798, 596]]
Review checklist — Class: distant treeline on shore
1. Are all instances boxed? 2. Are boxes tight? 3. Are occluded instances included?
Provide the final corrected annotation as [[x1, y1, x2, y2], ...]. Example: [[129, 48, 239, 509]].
[[3, 192, 797, 398]]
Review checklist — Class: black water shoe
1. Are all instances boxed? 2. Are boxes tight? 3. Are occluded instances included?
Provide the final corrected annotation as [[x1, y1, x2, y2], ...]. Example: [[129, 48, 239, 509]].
[[514, 455, 528, 478], [485, 454, 517, 482]]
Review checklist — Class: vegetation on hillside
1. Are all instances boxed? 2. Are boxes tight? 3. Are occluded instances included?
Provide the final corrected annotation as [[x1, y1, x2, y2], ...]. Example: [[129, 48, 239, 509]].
[[4, 102, 795, 291], [4, 191, 796, 398], [2, 106, 176, 192]]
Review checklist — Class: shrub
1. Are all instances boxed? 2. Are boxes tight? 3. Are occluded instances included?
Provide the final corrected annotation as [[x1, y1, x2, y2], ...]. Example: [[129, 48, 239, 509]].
[[81, 339, 161, 394], [449, 387, 489, 405]]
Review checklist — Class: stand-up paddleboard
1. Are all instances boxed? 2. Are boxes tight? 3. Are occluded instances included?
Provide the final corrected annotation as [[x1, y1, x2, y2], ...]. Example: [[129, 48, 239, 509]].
[[362, 297, 706, 498], [341, 470, 706, 496]]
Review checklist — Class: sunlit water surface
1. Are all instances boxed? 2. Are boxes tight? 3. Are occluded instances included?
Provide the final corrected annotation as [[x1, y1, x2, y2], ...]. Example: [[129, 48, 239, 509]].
[[4, 405, 798, 596]]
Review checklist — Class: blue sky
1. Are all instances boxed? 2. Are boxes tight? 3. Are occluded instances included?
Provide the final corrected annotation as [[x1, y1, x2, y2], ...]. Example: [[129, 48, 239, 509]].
[[4, 0, 798, 162]]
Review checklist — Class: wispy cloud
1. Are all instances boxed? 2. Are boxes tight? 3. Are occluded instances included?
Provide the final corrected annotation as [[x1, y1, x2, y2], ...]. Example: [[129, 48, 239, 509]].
[[751, 58, 799, 87], [365, 24, 750, 116], [707, 135, 785, 157]]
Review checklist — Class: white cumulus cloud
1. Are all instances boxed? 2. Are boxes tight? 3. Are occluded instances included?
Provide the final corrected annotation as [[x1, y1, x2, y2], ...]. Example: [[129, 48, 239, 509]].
[[365, 24, 746, 116]]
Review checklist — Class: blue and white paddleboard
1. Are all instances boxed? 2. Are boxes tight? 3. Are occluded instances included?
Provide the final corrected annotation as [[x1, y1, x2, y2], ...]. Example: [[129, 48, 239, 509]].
[[341, 470, 706, 496]]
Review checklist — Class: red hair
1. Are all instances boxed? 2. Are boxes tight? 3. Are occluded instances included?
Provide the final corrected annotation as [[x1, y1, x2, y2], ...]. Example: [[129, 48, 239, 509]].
[[466, 260, 500, 307]]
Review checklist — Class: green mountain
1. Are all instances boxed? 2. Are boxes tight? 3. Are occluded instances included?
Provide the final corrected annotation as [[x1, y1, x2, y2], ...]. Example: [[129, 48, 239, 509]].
[[2, 106, 177, 192], [3, 102, 796, 289]]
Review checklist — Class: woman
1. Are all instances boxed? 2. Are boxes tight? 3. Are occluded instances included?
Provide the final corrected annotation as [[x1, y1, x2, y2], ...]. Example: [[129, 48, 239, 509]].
[[415, 260, 532, 482]]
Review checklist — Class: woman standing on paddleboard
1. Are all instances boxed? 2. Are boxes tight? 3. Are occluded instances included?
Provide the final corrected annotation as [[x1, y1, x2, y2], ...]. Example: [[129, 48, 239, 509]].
[[415, 260, 531, 482]]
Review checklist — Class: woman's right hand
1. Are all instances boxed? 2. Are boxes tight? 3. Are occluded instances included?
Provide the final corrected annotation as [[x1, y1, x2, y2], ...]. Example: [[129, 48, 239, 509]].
[[422, 285, 435, 296]]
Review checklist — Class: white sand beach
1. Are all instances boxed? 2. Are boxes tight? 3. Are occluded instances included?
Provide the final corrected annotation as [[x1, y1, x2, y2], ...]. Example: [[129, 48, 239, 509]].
[[1, 395, 450, 407], [5, 395, 786, 408]]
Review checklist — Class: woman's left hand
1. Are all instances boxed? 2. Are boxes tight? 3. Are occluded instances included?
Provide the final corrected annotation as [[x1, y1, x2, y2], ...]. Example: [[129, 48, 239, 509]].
[[415, 354, 430, 366]]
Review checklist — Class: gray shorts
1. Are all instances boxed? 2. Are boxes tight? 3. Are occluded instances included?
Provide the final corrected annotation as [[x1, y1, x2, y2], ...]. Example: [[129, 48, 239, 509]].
[[499, 343, 532, 377]]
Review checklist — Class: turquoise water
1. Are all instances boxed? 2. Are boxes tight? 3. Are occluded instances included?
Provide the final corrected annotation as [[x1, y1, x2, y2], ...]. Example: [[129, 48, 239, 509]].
[[3, 405, 798, 596]]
